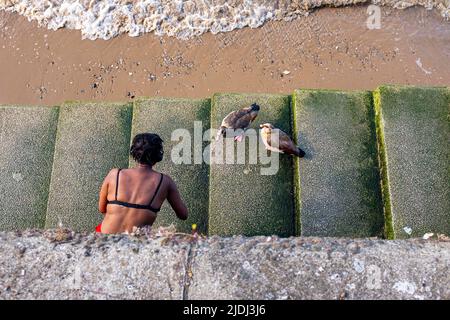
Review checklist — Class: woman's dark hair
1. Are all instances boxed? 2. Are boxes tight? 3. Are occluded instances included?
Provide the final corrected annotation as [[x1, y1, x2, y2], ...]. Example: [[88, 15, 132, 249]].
[[130, 133, 164, 165]]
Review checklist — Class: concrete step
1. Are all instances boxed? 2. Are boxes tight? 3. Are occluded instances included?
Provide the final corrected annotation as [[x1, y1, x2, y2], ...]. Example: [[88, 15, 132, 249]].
[[45, 102, 133, 231], [0, 86, 448, 238], [208, 93, 295, 236], [293, 90, 384, 237], [131, 98, 210, 234], [374, 85, 450, 239], [0, 106, 59, 230]]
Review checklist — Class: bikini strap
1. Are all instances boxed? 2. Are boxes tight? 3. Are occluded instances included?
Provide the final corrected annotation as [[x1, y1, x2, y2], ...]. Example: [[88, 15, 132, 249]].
[[115, 169, 122, 201], [148, 173, 164, 206]]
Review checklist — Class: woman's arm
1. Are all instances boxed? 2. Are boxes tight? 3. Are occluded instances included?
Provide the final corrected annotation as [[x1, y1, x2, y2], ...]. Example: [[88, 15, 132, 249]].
[[98, 170, 113, 214], [166, 176, 188, 220]]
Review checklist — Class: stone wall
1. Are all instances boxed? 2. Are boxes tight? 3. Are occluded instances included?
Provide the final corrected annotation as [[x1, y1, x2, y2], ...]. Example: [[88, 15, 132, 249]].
[[0, 229, 448, 300]]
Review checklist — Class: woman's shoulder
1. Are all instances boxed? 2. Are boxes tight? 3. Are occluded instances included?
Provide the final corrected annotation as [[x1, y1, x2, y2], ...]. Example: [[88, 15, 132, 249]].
[[108, 168, 121, 176], [102, 168, 120, 184], [157, 172, 175, 186], [154, 171, 169, 181]]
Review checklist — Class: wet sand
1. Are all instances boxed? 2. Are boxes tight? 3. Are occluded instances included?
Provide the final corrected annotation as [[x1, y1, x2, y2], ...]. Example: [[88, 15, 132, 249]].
[[0, 5, 449, 106]]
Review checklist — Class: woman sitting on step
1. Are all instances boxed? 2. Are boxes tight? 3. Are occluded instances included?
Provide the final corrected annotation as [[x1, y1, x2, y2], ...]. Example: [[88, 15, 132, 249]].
[[96, 133, 188, 234]]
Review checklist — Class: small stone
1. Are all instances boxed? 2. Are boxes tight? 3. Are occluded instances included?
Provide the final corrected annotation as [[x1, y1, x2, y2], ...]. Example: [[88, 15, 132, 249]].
[[12, 173, 23, 182], [353, 259, 365, 273]]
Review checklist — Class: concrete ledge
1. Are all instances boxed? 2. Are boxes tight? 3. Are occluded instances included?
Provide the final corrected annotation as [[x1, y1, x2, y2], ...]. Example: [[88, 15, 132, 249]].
[[0, 106, 59, 230], [293, 90, 384, 237], [208, 93, 295, 237], [374, 86, 450, 239], [131, 98, 211, 234], [45, 102, 133, 231], [0, 229, 448, 300], [0, 229, 189, 299]]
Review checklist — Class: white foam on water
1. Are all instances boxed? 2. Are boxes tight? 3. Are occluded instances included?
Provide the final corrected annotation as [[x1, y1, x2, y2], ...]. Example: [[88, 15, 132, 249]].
[[0, 0, 449, 40]]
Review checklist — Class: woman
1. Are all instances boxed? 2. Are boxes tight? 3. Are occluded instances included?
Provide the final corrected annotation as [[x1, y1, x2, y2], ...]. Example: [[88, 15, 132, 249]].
[[96, 133, 188, 234]]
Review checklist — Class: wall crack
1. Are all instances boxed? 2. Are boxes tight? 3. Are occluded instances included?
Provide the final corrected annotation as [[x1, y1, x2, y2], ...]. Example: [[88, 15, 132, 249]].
[[182, 240, 197, 300]]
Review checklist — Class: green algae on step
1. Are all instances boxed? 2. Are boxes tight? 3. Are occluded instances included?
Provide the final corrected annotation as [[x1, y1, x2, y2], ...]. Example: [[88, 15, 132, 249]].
[[45, 102, 132, 231], [293, 89, 384, 237], [0, 105, 59, 230], [208, 93, 295, 237], [374, 85, 450, 239], [130, 98, 211, 234], [373, 89, 395, 239]]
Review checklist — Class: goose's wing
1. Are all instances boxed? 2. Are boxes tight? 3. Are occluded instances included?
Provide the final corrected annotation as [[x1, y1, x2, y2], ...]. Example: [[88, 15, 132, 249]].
[[278, 130, 300, 155], [266, 129, 298, 154], [221, 107, 252, 130]]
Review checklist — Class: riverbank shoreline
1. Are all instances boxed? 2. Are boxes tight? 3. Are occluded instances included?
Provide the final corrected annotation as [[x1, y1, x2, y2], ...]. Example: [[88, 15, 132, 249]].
[[0, 5, 449, 106]]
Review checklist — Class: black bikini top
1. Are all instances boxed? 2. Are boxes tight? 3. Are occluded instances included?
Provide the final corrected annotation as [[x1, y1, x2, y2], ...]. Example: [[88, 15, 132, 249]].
[[106, 169, 164, 213]]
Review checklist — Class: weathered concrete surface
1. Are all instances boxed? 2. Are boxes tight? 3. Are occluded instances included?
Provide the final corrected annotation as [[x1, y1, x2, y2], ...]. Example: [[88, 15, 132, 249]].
[[293, 90, 384, 238], [374, 86, 450, 239], [0, 106, 59, 230], [131, 98, 210, 234], [190, 236, 450, 300], [0, 229, 189, 299], [0, 230, 449, 300], [45, 102, 132, 231], [209, 93, 295, 237]]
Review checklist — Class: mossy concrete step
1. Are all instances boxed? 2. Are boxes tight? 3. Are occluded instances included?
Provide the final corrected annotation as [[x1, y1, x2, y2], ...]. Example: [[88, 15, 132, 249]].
[[45, 102, 132, 231], [374, 86, 450, 239], [131, 98, 210, 234], [208, 93, 295, 237], [293, 90, 384, 237], [0, 106, 59, 230]]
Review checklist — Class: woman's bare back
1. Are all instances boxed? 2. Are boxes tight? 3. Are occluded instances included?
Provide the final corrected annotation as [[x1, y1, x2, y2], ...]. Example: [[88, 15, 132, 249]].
[[98, 166, 188, 234]]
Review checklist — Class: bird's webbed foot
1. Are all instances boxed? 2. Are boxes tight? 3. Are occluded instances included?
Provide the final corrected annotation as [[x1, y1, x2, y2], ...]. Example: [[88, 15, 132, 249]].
[[234, 133, 244, 142]]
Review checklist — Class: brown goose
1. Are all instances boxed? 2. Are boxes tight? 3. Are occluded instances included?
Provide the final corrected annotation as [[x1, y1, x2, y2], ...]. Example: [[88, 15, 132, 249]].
[[215, 103, 260, 142], [260, 123, 305, 157]]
